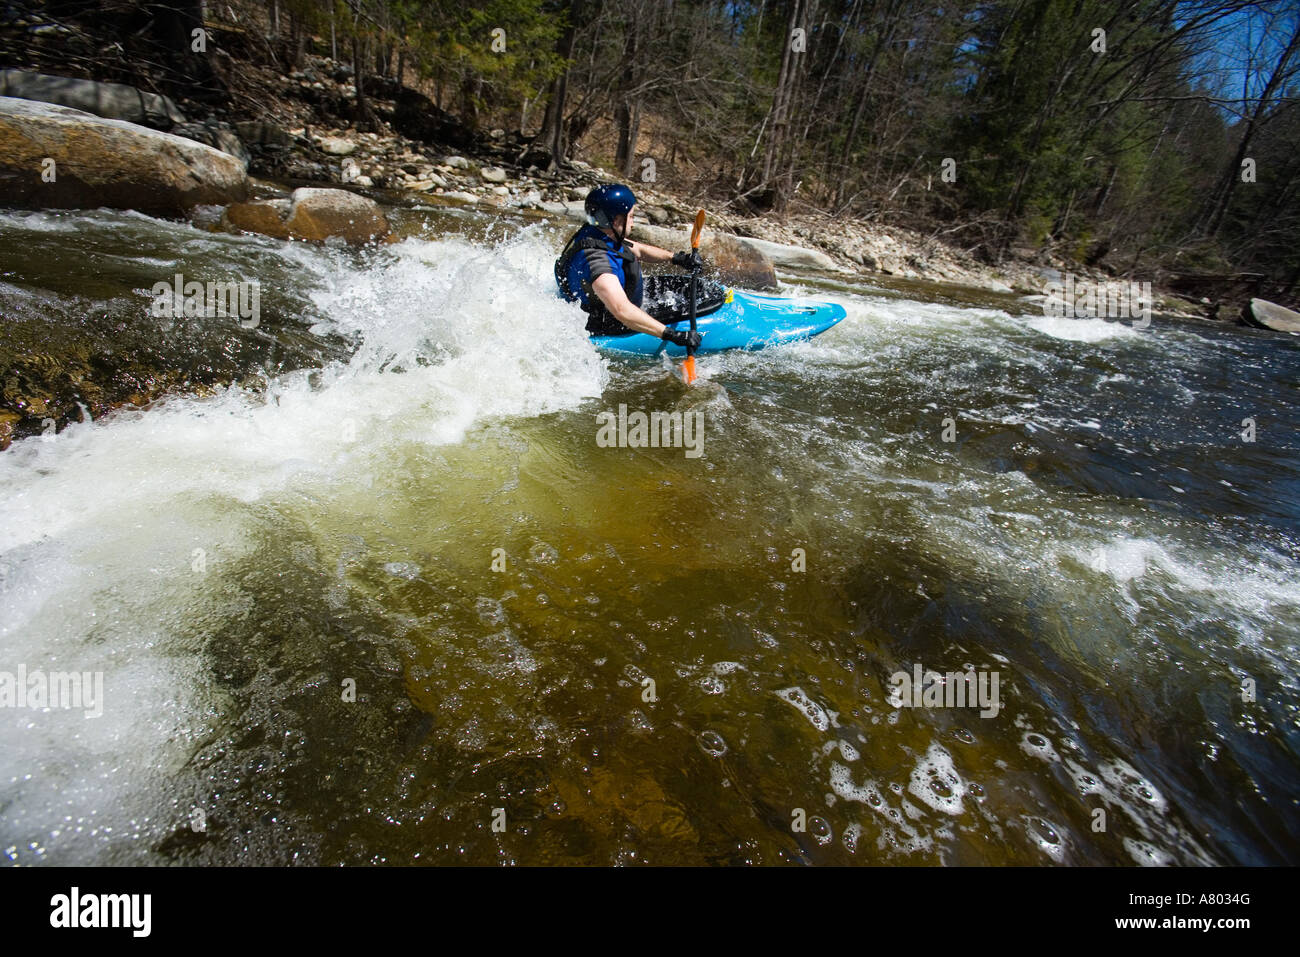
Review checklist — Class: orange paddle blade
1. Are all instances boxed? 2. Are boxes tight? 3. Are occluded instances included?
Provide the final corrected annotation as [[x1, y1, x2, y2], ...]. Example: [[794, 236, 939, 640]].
[[682, 356, 696, 384], [691, 209, 706, 250]]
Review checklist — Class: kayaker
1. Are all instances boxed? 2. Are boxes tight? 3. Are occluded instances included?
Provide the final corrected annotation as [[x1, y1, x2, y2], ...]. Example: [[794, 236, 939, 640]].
[[555, 184, 704, 348]]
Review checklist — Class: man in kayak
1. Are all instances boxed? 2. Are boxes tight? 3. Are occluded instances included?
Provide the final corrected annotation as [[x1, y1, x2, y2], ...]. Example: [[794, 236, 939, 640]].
[[555, 183, 704, 348]]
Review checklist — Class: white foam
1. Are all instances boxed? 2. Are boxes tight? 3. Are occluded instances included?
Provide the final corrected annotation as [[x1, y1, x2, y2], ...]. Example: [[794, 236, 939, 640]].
[[1100, 759, 1169, 815], [1025, 815, 1067, 862], [1025, 315, 1140, 342], [775, 686, 837, 732], [842, 821, 863, 854], [907, 743, 968, 815], [0, 228, 608, 862], [829, 762, 880, 805], [1123, 837, 1176, 867], [1020, 732, 1061, 763]]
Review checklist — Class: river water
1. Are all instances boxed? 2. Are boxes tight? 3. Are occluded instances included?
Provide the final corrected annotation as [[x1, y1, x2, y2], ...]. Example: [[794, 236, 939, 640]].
[[1, 205, 1297, 865]]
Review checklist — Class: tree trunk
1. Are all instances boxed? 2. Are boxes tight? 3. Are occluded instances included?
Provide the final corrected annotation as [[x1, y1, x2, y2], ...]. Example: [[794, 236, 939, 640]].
[[352, 33, 378, 131], [292, 13, 306, 69], [835, 0, 898, 208], [763, 0, 809, 214], [760, 0, 802, 189], [615, 16, 641, 178], [153, 0, 222, 99], [541, 1, 584, 170]]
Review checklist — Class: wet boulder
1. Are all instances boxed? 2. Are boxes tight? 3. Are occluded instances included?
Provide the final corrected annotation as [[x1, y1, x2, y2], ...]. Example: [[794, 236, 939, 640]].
[[697, 232, 780, 290], [632, 222, 778, 291], [224, 197, 294, 240], [0, 97, 248, 216], [224, 187, 390, 245], [0, 411, 19, 452]]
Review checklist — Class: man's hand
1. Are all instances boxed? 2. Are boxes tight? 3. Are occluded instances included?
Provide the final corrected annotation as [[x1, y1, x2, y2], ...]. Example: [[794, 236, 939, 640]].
[[672, 250, 705, 271], [661, 326, 702, 351]]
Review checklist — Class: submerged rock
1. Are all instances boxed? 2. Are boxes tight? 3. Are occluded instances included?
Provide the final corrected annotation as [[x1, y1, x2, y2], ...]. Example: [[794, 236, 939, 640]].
[[0, 410, 19, 451], [224, 187, 390, 245], [0, 97, 247, 215]]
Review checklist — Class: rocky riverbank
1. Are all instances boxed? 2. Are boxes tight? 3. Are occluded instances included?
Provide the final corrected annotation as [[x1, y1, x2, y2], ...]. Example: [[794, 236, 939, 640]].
[[0, 55, 1225, 318], [0, 57, 1256, 450], [250, 117, 1216, 318], [241, 117, 1215, 320]]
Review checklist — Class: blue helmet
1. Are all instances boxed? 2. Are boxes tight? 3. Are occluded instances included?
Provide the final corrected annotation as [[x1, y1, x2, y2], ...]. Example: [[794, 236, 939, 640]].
[[585, 184, 637, 229]]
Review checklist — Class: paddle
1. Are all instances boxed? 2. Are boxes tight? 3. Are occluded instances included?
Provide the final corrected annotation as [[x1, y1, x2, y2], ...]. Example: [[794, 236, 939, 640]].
[[682, 209, 706, 384]]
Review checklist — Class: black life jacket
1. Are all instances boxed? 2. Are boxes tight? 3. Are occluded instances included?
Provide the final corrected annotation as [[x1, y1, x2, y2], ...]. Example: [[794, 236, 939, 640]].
[[554, 227, 644, 336]]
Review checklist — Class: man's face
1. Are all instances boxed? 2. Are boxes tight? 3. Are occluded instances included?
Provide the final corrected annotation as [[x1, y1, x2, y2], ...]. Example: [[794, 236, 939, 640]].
[[613, 207, 634, 234]]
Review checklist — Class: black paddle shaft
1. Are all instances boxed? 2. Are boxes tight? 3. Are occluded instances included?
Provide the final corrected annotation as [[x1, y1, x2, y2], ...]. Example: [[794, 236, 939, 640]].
[[687, 265, 699, 356]]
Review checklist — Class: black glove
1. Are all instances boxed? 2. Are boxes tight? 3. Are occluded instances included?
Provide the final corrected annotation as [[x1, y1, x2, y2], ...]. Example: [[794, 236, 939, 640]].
[[661, 326, 702, 351], [672, 250, 705, 271]]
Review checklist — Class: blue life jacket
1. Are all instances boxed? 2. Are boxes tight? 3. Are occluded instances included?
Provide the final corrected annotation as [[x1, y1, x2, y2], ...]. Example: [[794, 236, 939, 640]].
[[554, 224, 644, 335]]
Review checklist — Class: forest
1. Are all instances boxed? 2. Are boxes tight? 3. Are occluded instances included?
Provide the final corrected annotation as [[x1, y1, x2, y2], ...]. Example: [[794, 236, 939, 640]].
[[7, 0, 1300, 288]]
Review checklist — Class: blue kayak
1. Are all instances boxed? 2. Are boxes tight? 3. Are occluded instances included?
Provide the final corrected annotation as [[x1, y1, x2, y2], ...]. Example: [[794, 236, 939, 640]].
[[591, 277, 846, 356]]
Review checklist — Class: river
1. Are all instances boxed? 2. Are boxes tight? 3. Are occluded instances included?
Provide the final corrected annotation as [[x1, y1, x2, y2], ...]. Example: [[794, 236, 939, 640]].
[[1, 204, 1297, 865]]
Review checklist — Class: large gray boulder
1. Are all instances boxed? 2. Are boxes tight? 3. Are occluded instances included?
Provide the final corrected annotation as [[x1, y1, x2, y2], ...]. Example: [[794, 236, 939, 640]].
[[1245, 298, 1300, 333], [0, 97, 247, 215], [0, 69, 186, 129], [738, 235, 841, 272]]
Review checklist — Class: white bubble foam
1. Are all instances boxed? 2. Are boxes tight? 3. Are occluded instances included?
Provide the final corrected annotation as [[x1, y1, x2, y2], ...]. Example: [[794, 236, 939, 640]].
[[0, 228, 608, 862], [775, 686, 837, 732], [1026, 315, 1141, 342], [842, 821, 862, 854], [1020, 731, 1061, 763], [1100, 759, 1169, 815], [907, 743, 968, 816], [1123, 837, 1176, 866]]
